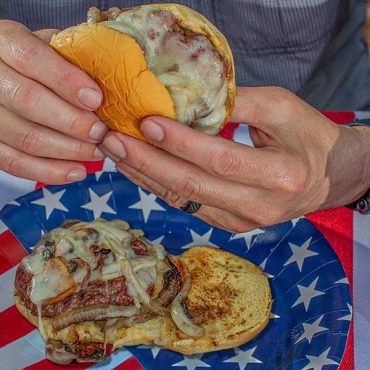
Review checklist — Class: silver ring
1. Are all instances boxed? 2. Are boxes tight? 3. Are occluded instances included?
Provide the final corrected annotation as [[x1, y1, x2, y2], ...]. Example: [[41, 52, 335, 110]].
[[181, 201, 202, 214]]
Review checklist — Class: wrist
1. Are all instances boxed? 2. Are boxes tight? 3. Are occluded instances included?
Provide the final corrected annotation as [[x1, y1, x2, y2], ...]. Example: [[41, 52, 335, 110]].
[[352, 125, 370, 189]]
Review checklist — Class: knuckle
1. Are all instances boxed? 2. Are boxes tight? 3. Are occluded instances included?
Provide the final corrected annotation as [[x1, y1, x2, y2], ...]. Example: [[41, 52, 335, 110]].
[[210, 147, 241, 177], [71, 141, 86, 156], [266, 87, 296, 118], [12, 41, 38, 72], [3, 155, 21, 176], [0, 20, 21, 38], [177, 175, 202, 200], [11, 83, 42, 112], [20, 129, 42, 153], [161, 189, 183, 208], [274, 163, 308, 195]]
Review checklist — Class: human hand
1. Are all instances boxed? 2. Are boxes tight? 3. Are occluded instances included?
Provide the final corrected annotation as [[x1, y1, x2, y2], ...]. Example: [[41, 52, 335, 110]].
[[0, 21, 108, 184], [100, 87, 370, 232]]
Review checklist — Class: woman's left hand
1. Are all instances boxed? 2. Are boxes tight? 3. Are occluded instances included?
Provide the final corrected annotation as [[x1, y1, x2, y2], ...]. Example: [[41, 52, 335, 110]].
[[100, 87, 370, 233]]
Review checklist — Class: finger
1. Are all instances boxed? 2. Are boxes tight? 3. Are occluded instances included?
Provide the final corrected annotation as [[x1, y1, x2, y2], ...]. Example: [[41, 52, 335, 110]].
[[0, 20, 102, 110], [33, 29, 60, 43], [0, 141, 87, 184], [230, 86, 298, 130], [0, 106, 104, 160], [101, 134, 266, 221], [139, 116, 282, 188], [116, 163, 257, 233], [0, 61, 108, 142]]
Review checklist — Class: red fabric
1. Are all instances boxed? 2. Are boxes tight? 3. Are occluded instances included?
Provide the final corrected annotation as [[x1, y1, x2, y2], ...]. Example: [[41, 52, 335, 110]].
[[322, 111, 355, 125], [0, 230, 27, 274], [306, 111, 355, 370], [307, 208, 354, 370]]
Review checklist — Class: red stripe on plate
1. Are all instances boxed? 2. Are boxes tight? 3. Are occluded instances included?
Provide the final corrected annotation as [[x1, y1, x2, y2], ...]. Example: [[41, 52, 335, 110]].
[[24, 359, 90, 370], [114, 357, 144, 370], [0, 230, 27, 274], [0, 305, 34, 348], [306, 207, 353, 370]]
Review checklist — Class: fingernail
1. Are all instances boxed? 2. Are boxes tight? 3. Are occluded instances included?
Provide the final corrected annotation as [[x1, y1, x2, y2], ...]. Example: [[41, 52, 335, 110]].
[[89, 121, 108, 141], [78, 88, 102, 109], [94, 147, 105, 159], [101, 136, 126, 160], [66, 168, 86, 182], [141, 119, 164, 142]]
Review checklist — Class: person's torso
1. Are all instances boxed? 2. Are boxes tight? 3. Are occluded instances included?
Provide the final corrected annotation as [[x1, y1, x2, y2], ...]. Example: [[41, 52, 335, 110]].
[[1, 0, 369, 110]]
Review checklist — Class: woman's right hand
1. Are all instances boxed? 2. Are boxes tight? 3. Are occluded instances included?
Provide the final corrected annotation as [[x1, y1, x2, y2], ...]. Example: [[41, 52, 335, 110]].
[[0, 20, 108, 184]]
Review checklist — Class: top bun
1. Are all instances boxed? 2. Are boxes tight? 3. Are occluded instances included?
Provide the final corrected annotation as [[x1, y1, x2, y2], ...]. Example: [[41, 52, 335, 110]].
[[51, 4, 236, 141]]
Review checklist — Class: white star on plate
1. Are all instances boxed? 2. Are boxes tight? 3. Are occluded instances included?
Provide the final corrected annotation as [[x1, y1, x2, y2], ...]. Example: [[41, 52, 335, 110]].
[[81, 189, 116, 219], [137, 344, 161, 359], [290, 217, 303, 228], [229, 228, 265, 249], [7, 200, 20, 206], [129, 188, 165, 223], [259, 259, 274, 278], [31, 188, 68, 219], [95, 171, 105, 181], [270, 312, 280, 319], [292, 277, 324, 311], [303, 347, 338, 370], [295, 315, 328, 344], [181, 228, 218, 250], [224, 346, 262, 369], [284, 238, 318, 272], [269, 299, 280, 319], [172, 354, 210, 370], [338, 303, 352, 321], [149, 235, 165, 245], [335, 277, 349, 285]]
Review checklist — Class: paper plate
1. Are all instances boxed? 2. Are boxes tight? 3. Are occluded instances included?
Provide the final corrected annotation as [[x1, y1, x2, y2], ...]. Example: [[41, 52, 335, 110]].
[[0, 172, 352, 370]]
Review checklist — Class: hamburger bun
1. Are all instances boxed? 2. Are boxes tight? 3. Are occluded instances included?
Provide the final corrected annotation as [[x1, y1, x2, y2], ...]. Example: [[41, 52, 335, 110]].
[[15, 236, 271, 363], [50, 4, 236, 141]]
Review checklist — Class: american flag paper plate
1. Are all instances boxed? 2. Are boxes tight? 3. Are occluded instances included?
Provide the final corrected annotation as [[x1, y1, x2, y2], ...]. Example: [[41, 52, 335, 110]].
[[0, 172, 352, 370]]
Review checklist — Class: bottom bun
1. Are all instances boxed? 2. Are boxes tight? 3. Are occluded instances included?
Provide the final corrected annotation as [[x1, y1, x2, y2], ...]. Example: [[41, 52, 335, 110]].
[[15, 246, 271, 357]]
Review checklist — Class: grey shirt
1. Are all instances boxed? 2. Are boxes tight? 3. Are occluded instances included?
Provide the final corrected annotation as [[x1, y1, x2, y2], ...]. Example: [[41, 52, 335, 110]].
[[1, 0, 369, 110]]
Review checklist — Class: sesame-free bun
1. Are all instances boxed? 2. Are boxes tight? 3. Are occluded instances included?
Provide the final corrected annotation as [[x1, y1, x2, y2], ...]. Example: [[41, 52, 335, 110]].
[[50, 4, 236, 141]]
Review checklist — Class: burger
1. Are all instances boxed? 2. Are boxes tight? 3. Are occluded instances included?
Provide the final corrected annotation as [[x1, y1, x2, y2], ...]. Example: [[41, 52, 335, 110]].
[[14, 218, 271, 364], [50, 4, 236, 141]]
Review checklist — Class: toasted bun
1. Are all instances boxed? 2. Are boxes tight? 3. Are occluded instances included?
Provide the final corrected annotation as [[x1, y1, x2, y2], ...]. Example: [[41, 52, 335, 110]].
[[111, 246, 271, 354], [50, 4, 235, 141], [15, 246, 271, 356]]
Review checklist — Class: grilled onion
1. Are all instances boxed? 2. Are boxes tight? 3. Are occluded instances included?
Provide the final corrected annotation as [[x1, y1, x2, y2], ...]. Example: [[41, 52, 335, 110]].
[[170, 259, 205, 337], [45, 340, 77, 365], [52, 304, 139, 331]]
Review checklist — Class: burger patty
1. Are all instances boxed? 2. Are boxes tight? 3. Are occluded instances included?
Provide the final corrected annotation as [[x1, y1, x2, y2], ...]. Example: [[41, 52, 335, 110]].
[[15, 264, 155, 317], [15, 233, 153, 317]]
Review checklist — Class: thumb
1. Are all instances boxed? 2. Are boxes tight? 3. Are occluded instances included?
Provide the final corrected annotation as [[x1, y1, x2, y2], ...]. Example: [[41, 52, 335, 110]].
[[33, 28, 60, 43], [230, 86, 295, 133]]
